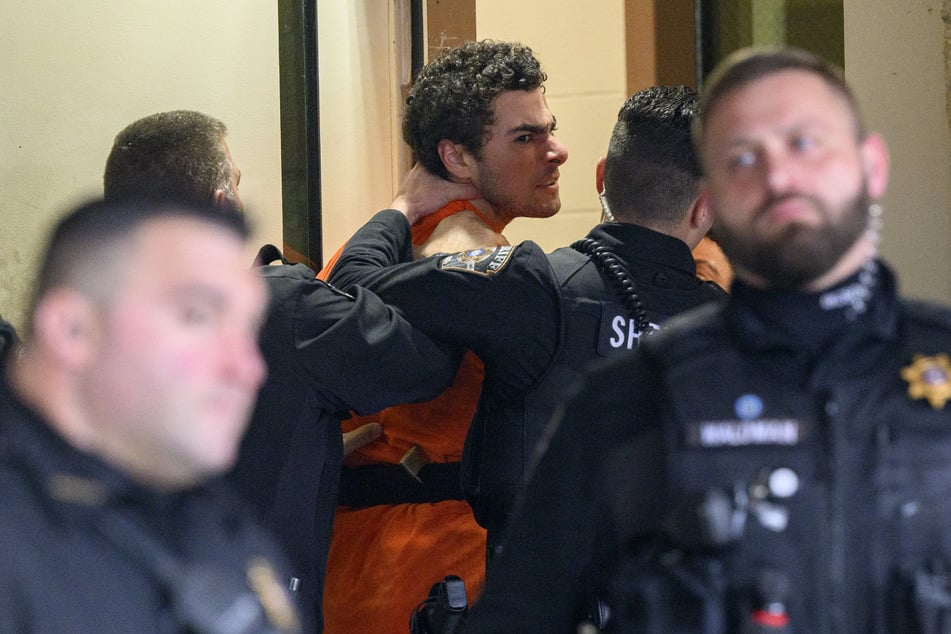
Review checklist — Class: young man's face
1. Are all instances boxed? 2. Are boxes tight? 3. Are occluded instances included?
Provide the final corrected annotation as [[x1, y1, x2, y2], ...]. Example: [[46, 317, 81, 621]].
[[83, 216, 267, 489], [700, 69, 885, 290], [463, 88, 568, 226]]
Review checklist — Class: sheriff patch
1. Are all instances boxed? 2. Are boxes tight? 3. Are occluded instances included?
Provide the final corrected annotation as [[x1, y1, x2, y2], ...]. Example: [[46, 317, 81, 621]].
[[439, 246, 515, 276], [597, 301, 660, 356], [685, 419, 806, 449]]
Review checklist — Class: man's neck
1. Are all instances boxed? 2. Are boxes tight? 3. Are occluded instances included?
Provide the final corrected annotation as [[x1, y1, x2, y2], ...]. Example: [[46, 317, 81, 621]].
[[413, 207, 509, 259], [468, 198, 512, 234], [8, 354, 93, 451]]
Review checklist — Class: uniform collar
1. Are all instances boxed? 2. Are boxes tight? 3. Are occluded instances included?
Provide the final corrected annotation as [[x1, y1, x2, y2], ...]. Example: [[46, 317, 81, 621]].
[[725, 260, 899, 358], [587, 222, 698, 279], [0, 379, 179, 511]]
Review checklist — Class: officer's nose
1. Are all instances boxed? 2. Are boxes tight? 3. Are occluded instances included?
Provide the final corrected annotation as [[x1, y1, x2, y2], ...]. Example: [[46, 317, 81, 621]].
[[763, 148, 798, 194]]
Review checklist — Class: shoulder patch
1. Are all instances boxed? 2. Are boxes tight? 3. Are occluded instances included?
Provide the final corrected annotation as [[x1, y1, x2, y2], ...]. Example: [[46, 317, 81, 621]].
[[438, 246, 515, 276]]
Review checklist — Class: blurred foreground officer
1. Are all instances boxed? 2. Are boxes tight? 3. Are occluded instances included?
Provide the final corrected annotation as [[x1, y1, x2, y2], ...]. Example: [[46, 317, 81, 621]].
[[465, 47, 951, 633], [104, 110, 464, 632], [0, 199, 301, 633]]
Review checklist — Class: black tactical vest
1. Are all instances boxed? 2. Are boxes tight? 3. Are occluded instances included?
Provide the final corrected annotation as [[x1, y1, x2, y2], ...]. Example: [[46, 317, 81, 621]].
[[603, 301, 951, 633], [463, 247, 656, 540]]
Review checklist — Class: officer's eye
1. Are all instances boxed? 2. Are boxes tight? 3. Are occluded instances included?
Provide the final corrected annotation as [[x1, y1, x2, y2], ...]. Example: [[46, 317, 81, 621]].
[[180, 303, 215, 326], [791, 134, 817, 152], [729, 150, 757, 170]]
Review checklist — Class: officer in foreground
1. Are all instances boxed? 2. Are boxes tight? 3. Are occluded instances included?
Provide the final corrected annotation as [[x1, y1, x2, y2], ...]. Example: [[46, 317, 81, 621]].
[[464, 46, 951, 633], [328, 85, 727, 559], [0, 198, 301, 632]]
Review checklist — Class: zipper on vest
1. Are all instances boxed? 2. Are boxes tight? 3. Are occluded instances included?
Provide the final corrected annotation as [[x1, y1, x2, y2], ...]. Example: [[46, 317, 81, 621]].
[[818, 392, 845, 632]]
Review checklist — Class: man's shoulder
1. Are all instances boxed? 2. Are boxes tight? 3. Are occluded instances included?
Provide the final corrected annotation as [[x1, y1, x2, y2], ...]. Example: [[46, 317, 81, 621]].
[[259, 263, 352, 305], [653, 301, 727, 338], [434, 240, 549, 278], [639, 301, 730, 360], [901, 297, 951, 331], [258, 261, 318, 283]]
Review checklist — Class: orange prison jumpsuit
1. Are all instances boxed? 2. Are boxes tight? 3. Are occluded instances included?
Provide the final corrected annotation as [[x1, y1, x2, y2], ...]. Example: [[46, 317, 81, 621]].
[[321, 201, 499, 633]]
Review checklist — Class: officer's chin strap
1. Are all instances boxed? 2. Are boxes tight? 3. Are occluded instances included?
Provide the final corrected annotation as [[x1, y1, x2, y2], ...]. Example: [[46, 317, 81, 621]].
[[823, 201, 883, 321]]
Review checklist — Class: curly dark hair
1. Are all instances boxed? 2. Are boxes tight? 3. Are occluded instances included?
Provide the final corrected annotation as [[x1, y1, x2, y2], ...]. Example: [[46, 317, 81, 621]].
[[402, 40, 547, 178]]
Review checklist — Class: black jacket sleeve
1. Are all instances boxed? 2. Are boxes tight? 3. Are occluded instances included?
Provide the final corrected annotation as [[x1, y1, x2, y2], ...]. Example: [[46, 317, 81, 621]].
[[327, 209, 415, 291], [327, 210, 562, 401], [259, 262, 459, 414]]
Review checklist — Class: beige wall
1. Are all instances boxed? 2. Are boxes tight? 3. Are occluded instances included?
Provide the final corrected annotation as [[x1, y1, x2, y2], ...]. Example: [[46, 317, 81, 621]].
[[4, 1, 951, 335], [0, 2, 282, 332], [844, 0, 951, 303], [317, 1, 410, 258]]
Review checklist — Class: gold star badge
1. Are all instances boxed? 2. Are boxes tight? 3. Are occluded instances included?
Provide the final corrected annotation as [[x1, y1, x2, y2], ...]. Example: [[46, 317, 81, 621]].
[[901, 353, 951, 410]]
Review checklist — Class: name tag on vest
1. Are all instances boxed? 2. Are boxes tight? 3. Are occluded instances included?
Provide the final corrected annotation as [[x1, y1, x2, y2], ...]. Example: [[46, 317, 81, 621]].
[[685, 419, 807, 448]]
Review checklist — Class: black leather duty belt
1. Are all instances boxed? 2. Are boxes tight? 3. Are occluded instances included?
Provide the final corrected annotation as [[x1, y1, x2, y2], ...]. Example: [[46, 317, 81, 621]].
[[337, 462, 464, 508]]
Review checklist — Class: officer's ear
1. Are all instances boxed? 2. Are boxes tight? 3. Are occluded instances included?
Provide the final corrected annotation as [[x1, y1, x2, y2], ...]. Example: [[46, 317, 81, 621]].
[[437, 139, 474, 182], [860, 133, 889, 200], [683, 191, 713, 250], [32, 288, 101, 369]]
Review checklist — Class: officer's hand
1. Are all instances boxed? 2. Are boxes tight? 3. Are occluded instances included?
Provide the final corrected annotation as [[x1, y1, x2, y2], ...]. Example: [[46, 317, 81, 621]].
[[342, 422, 383, 458], [391, 163, 481, 225]]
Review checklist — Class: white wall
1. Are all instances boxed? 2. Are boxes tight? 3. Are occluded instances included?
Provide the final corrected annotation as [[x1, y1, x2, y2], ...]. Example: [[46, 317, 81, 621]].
[[0, 1, 282, 331]]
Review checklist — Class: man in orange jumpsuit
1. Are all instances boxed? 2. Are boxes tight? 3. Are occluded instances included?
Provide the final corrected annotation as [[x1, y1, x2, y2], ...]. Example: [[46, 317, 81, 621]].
[[320, 40, 567, 633]]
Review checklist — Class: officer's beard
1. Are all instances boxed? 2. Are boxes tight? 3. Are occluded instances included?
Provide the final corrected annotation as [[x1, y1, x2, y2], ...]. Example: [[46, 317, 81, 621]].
[[715, 183, 871, 292]]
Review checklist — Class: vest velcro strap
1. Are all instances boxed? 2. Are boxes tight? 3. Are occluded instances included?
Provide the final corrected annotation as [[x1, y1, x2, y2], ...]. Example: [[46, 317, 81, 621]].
[[338, 462, 464, 507]]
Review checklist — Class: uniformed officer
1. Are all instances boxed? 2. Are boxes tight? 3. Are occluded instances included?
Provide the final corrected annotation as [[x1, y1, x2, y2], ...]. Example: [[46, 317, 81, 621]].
[[0, 198, 302, 632], [465, 47, 951, 633], [328, 86, 728, 556]]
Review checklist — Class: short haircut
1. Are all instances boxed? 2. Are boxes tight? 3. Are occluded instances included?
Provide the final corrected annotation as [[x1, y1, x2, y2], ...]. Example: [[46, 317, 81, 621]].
[[30, 198, 249, 324], [103, 110, 232, 207], [693, 46, 866, 163], [402, 40, 547, 178], [604, 85, 701, 228]]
